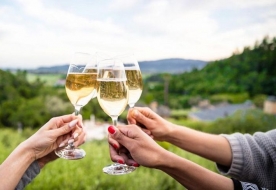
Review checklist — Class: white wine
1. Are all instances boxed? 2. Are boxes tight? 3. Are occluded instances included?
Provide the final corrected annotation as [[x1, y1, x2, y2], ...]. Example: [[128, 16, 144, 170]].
[[97, 80, 128, 118], [65, 73, 98, 107], [125, 69, 143, 107]]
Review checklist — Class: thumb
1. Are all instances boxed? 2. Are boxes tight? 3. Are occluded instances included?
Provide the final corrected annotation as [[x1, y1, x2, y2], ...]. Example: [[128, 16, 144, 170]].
[[54, 119, 78, 137], [107, 126, 133, 147], [131, 109, 150, 128]]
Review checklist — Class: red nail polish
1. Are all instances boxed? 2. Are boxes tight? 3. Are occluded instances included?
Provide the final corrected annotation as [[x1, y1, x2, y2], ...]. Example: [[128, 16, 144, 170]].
[[113, 143, 118, 149], [118, 159, 124, 164], [108, 126, 116, 134], [132, 163, 140, 167]]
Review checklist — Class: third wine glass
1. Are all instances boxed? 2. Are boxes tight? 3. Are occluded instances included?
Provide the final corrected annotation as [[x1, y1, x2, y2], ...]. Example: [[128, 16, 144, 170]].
[[117, 54, 143, 108]]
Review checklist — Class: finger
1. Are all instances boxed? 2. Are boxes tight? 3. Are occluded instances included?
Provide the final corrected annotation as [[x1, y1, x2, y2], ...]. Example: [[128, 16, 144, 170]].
[[130, 108, 153, 128], [127, 108, 137, 125], [57, 114, 78, 125], [57, 134, 72, 147], [108, 135, 121, 150], [74, 130, 86, 147], [71, 125, 83, 139], [107, 125, 134, 148], [53, 119, 78, 138], [141, 128, 152, 136], [109, 144, 126, 163], [117, 147, 139, 167]]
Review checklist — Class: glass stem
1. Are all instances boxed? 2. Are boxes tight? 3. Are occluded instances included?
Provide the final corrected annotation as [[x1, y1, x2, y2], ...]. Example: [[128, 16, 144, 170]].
[[74, 107, 81, 116], [111, 116, 118, 127], [69, 106, 81, 149]]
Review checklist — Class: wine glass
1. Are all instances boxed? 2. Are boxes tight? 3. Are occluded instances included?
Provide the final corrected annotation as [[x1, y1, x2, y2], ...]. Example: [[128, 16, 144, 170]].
[[96, 58, 136, 175], [55, 52, 98, 160], [116, 53, 143, 108]]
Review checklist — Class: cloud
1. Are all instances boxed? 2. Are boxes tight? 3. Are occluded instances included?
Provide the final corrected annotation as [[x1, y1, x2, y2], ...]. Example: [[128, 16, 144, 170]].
[[0, 0, 276, 68]]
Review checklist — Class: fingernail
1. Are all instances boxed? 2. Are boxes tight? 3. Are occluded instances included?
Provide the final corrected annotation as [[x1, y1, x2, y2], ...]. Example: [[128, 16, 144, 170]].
[[68, 139, 74, 144], [69, 119, 78, 128], [112, 143, 118, 149], [59, 142, 65, 147], [133, 110, 138, 117], [108, 126, 116, 134], [132, 163, 140, 167], [118, 159, 124, 164], [73, 133, 79, 139]]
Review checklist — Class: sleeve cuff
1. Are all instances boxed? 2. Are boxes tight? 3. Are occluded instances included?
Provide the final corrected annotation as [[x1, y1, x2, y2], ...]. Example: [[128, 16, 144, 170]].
[[216, 134, 244, 178]]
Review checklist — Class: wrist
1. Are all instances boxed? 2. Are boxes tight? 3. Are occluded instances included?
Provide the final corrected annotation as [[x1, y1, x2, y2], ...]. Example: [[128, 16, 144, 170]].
[[163, 123, 179, 142], [155, 149, 181, 170], [37, 158, 46, 169], [17, 141, 36, 164]]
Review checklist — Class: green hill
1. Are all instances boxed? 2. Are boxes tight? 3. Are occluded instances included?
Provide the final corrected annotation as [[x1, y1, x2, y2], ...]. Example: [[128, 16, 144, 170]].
[[145, 35, 276, 108]]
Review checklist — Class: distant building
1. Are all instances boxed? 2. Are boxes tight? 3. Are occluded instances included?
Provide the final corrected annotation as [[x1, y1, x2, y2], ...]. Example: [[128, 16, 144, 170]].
[[264, 96, 276, 115], [188, 101, 254, 121], [149, 101, 171, 118], [54, 79, 66, 87]]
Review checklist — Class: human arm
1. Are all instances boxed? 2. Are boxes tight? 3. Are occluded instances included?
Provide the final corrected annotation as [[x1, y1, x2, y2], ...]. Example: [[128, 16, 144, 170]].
[[0, 114, 85, 190], [108, 124, 234, 190], [217, 130, 276, 189], [122, 107, 232, 167], [15, 127, 86, 190]]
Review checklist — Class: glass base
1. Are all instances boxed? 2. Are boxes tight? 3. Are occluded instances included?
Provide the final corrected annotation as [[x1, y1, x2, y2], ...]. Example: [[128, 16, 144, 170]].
[[103, 163, 136, 175], [55, 146, 86, 160]]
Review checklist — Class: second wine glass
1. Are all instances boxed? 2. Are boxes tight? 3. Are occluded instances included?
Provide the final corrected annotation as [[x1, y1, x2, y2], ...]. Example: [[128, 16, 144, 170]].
[[96, 58, 136, 175]]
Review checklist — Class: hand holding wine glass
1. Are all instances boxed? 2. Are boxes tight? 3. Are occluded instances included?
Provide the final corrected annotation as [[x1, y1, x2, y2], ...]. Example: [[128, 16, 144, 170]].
[[55, 52, 97, 160], [97, 58, 136, 175]]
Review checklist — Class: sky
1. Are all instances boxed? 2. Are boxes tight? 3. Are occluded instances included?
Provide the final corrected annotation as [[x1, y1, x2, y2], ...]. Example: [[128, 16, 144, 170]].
[[0, 0, 276, 69]]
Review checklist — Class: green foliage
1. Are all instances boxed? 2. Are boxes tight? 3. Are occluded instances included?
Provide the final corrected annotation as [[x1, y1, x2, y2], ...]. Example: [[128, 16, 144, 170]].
[[209, 93, 249, 104], [204, 109, 276, 134], [144, 36, 276, 109], [252, 94, 267, 108]]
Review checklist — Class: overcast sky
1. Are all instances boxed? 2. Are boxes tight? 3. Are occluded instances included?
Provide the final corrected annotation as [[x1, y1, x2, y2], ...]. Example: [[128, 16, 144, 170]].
[[0, 0, 276, 69]]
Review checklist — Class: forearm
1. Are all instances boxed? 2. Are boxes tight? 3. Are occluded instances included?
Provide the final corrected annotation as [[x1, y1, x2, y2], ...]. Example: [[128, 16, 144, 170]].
[[0, 141, 35, 190], [156, 150, 234, 190], [15, 161, 40, 190], [165, 125, 232, 166]]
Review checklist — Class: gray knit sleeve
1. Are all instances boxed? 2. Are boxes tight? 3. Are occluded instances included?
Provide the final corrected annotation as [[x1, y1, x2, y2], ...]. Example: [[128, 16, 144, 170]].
[[15, 161, 40, 190], [216, 129, 276, 190]]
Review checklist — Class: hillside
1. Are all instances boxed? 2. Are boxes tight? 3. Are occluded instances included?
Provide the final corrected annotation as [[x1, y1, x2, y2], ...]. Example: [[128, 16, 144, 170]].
[[141, 35, 276, 109], [27, 58, 207, 74]]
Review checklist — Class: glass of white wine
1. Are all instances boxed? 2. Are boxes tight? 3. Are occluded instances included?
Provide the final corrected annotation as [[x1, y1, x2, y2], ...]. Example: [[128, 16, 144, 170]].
[[97, 58, 136, 175], [116, 53, 143, 108], [55, 52, 98, 160]]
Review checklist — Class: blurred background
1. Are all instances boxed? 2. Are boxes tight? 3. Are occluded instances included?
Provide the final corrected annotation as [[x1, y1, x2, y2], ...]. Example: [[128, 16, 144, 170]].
[[0, 0, 276, 189]]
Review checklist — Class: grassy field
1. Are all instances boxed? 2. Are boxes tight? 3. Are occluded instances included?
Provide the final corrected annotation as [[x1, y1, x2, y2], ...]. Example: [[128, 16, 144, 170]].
[[27, 73, 64, 86], [0, 128, 217, 190]]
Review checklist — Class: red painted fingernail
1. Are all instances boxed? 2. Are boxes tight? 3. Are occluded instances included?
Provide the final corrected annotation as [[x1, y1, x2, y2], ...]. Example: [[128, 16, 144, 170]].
[[108, 126, 116, 134], [112, 143, 118, 149], [132, 163, 140, 167], [118, 159, 124, 164]]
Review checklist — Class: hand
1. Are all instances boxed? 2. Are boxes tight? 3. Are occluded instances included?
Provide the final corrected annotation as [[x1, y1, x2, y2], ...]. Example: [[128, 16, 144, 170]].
[[108, 124, 168, 168], [127, 107, 174, 141], [36, 116, 86, 168], [23, 114, 85, 160]]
